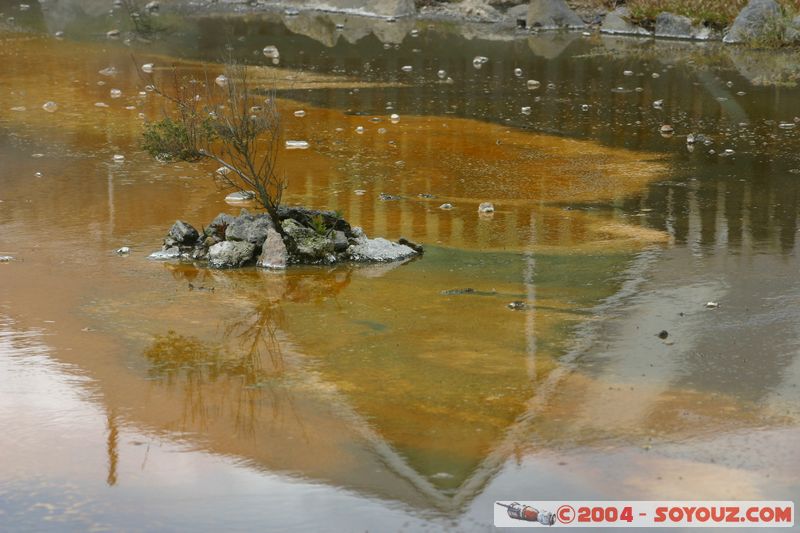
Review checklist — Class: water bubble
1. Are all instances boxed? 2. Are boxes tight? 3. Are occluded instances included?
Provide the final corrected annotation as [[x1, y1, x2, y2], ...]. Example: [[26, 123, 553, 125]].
[[439, 203, 454, 210], [19, 4, 31, 12], [401, 65, 413, 72], [651, 72, 660, 79], [390, 113, 400, 123], [472, 56, 488, 69], [520, 106, 532, 115], [113, 154, 125, 162], [355, 126, 365, 134], [437, 69, 446, 79], [514, 68, 522, 77], [141, 63, 154, 74], [106, 29, 120, 39], [285, 140, 309, 149], [110, 88, 122, 98], [262, 45, 280, 59], [653, 99, 663, 109], [95, 102, 109, 108], [623, 70, 633, 76], [410, 29, 419, 37], [581, 104, 589, 111], [378, 128, 386, 134], [526, 79, 540, 90], [215, 75, 228, 87], [34, 171, 42, 177], [42, 101, 58, 112], [98, 66, 117, 77], [293, 110, 306, 117]]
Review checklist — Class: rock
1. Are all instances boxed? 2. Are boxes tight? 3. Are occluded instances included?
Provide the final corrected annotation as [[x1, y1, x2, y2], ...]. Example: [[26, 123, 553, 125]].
[[527, 0, 585, 30], [658, 330, 669, 339], [282, 219, 335, 263], [398, 238, 423, 254], [601, 7, 651, 36], [205, 212, 235, 241], [655, 12, 699, 39], [785, 15, 800, 43], [506, 4, 529, 26], [333, 230, 350, 252], [278, 205, 351, 235], [166, 220, 199, 248], [257, 228, 288, 270], [148, 247, 181, 260], [225, 213, 274, 249], [347, 237, 417, 262], [208, 241, 255, 269], [723, 0, 781, 44]]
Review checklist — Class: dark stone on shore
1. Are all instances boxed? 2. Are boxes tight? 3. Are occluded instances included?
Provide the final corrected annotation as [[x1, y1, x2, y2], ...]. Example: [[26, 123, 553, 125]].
[[225, 211, 274, 249], [724, 0, 781, 44], [277, 205, 352, 236], [205, 212, 236, 241], [398, 238, 424, 254], [281, 218, 335, 263], [165, 220, 199, 249]]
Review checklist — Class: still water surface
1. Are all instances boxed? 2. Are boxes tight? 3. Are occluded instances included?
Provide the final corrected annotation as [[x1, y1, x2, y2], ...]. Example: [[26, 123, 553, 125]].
[[1, 4, 800, 531]]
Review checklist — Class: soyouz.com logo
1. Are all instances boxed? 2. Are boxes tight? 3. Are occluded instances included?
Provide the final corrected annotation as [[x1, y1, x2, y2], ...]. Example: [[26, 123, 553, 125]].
[[494, 501, 794, 527]]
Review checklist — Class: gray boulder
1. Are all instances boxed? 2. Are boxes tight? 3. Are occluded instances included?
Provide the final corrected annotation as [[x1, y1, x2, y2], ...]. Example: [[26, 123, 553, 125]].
[[208, 241, 255, 269], [655, 12, 692, 38], [148, 247, 181, 260], [654, 12, 717, 40], [225, 212, 274, 248], [785, 14, 800, 42], [257, 228, 288, 270], [166, 220, 199, 248], [281, 219, 335, 263], [204, 212, 236, 241], [723, 0, 781, 43], [527, 0, 585, 29], [346, 227, 418, 262], [601, 7, 651, 36]]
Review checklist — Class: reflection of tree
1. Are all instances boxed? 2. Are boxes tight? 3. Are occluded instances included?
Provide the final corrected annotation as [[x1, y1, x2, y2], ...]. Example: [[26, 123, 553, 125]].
[[142, 265, 354, 441]]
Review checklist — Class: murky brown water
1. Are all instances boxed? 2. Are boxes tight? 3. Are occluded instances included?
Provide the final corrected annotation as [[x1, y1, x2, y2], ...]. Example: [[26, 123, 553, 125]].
[[2, 4, 800, 531]]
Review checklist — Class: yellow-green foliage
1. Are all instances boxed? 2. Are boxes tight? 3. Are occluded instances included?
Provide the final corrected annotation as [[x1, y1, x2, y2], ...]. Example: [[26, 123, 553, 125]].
[[626, 0, 798, 29]]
